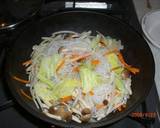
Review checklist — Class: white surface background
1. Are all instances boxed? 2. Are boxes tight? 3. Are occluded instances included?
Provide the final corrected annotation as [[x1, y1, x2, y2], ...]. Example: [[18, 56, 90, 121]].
[[133, 0, 160, 20], [133, 0, 160, 98]]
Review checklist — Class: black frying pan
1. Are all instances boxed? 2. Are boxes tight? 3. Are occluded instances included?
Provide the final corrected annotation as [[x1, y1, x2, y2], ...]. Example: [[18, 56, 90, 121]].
[[4, 11, 155, 128]]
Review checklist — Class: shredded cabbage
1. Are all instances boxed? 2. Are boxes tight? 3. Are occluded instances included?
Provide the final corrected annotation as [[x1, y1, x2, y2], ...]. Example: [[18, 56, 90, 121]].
[[37, 54, 61, 87], [80, 66, 103, 93], [54, 78, 80, 98]]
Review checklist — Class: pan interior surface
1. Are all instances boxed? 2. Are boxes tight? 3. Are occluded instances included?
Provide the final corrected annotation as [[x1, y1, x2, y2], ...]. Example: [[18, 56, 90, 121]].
[[5, 11, 155, 128]]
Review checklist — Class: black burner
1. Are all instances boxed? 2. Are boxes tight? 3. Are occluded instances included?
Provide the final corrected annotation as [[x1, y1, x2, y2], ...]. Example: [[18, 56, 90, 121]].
[[0, 0, 159, 128]]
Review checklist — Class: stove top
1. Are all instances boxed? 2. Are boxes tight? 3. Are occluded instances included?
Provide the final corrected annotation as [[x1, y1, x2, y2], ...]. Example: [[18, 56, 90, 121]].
[[0, 0, 160, 128]]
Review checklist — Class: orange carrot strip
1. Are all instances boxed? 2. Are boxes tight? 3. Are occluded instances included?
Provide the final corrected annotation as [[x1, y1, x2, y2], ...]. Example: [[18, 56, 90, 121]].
[[117, 52, 140, 74], [122, 104, 126, 108], [22, 60, 32, 66], [89, 90, 94, 96], [12, 76, 29, 84], [56, 58, 65, 73], [126, 66, 140, 74], [91, 59, 100, 66], [117, 106, 122, 112], [20, 89, 32, 100], [96, 103, 105, 110], [72, 66, 80, 72], [60, 95, 73, 103], [71, 53, 92, 62], [117, 52, 130, 67]]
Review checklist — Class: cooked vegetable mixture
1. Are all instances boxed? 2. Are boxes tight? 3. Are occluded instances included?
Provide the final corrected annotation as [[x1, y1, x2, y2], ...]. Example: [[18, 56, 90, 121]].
[[22, 31, 139, 123]]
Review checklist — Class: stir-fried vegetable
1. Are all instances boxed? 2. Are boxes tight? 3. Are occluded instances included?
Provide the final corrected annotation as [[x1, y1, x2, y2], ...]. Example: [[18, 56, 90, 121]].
[[80, 66, 103, 92], [16, 31, 140, 123], [34, 82, 57, 106]]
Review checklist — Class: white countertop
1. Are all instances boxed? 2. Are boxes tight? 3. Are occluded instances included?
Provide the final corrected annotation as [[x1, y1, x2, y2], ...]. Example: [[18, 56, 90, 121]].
[[133, 0, 160, 98], [133, 0, 160, 20]]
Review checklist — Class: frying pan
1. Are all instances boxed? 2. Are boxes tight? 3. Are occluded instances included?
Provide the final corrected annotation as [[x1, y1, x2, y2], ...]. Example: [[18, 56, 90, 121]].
[[4, 11, 155, 128]]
